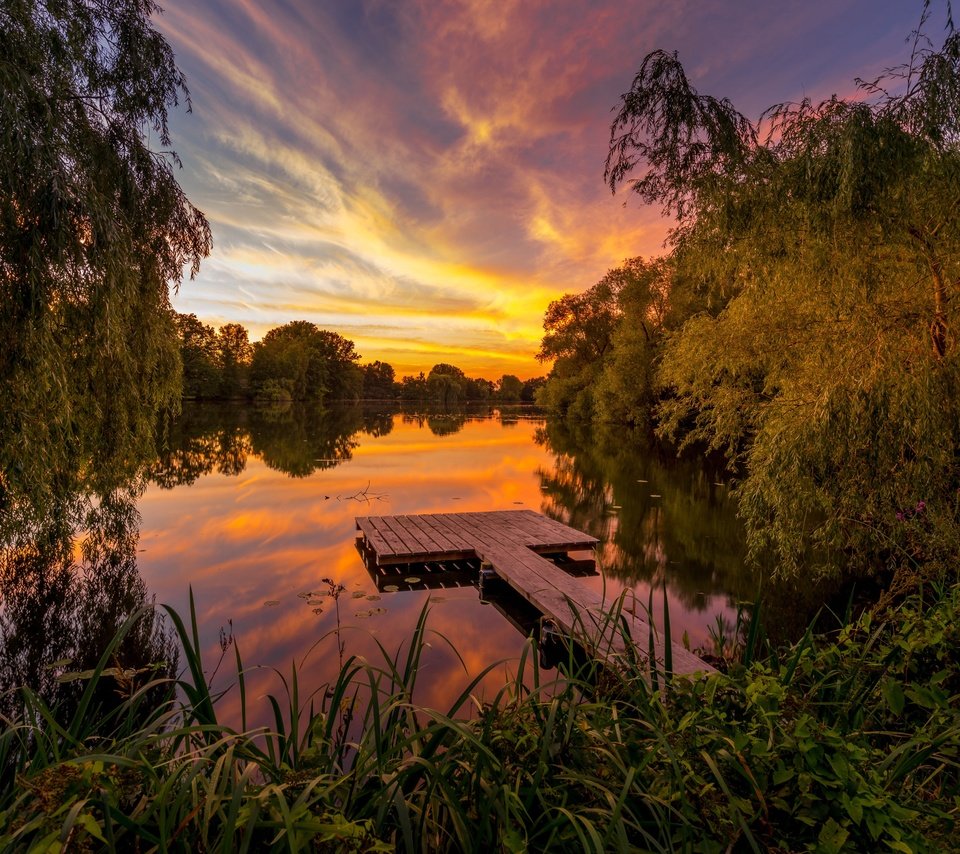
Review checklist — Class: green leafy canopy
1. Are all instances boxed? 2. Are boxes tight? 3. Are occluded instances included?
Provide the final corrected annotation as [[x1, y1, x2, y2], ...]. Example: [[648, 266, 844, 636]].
[[1, 0, 211, 514], [596, 2, 960, 578]]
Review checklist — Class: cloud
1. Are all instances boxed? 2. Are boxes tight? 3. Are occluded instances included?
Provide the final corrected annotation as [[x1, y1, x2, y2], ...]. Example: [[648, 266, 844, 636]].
[[157, 0, 922, 377]]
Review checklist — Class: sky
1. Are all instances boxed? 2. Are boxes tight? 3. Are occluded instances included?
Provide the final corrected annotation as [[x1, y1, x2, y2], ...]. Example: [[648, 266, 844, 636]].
[[157, 0, 927, 379]]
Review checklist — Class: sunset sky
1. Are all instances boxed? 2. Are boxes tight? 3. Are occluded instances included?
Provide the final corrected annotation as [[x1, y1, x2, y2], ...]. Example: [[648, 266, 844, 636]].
[[158, 1, 925, 378]]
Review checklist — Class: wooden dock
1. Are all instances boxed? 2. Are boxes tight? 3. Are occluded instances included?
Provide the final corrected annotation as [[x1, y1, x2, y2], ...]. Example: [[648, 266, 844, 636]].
[[355, 510, 712, 678]]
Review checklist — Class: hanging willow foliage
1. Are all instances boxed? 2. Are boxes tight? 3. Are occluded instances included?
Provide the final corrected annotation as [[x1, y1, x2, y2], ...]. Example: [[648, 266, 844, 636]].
[[0, 0, 211, 516], [603, 3, 960, 577]]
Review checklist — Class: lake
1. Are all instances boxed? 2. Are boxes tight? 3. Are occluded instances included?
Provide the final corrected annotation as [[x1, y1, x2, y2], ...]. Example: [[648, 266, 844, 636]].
[[1, 401, 794, 726]]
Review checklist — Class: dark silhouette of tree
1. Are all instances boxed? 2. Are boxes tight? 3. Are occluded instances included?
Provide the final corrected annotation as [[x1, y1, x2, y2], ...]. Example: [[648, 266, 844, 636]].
[[426, 364, 466, 406], [217, 323, 252, 399], [361, 361, 397, 399], [496, 375, 523, 401], [176, 313, 220, 399]]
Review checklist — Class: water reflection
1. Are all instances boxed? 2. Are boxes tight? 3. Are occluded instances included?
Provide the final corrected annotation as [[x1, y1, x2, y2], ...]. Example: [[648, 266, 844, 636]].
[[0, 481, 177, 720], [535, 419, 752, 609], [3, 402, 781, 723]]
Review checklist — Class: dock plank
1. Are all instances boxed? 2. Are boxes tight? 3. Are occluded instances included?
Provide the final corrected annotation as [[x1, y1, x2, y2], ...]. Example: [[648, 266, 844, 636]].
[[355, 509, 712, 676]]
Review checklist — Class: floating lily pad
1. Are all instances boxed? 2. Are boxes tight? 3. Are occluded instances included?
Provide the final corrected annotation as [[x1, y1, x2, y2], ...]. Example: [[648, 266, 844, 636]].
[[431, 596, 447, 603], [352, 590, 367, 599], [637, 479, 648, 483], [355, 607, 387, 619], [312, 607, 324, 615], [611, 505, 622, 510], [307, 599, 325, 606], [366, 594, 381, 601], [263, 600, 280, 607], [383, 585, 399, 593], [296, 592, 311, 599], [649, 494, 662, 498], [404, 577, 421, 584]]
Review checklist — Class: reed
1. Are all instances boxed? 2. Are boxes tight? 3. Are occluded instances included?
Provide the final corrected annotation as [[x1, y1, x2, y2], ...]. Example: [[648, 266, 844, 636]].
[[1, 580, 957, 851]]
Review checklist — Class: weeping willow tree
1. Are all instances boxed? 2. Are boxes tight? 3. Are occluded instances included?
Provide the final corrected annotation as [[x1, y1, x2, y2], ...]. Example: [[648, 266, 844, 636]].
[[606, 4, 960, 577], [0, 0, 211, 518]]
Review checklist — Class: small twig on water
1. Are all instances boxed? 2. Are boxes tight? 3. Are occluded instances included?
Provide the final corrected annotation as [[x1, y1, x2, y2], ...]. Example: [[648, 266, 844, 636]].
[[337, 480, 388, 503]]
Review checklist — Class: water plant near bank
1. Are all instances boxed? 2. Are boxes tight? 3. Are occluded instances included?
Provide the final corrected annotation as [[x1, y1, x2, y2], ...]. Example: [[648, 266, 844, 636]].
[[1, 577, 957, 852]]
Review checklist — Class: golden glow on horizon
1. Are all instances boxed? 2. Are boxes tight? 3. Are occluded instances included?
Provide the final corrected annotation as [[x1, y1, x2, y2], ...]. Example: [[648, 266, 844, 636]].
[[156, 1, 918, 379]]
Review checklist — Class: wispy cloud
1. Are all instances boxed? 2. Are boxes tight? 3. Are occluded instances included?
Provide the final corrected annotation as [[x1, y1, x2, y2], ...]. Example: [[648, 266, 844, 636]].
[[158, 0, 921, 377]]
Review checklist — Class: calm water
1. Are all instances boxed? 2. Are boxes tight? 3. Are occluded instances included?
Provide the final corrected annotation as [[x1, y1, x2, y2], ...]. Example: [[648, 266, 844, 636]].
[[2, 401, 783, 726]]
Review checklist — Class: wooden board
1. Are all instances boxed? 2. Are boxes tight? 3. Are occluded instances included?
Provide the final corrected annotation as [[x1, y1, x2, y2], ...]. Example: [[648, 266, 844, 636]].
[[355, 510, 711, 676]]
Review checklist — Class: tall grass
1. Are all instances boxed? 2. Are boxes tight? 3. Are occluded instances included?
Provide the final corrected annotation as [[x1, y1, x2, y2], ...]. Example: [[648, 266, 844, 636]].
[[1, 580, 958, 851]]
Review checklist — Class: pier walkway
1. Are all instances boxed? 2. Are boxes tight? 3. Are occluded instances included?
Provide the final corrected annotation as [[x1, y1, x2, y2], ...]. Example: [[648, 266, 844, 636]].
[[355, 510, 712, 677]]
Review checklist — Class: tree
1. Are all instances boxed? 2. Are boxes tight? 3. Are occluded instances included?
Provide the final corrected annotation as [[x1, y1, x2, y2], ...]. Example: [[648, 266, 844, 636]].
[[217, 323, 252, 398], [606, 7, 960, 577], [361, 361, 396, 399], [496, 374, 523, 401], [467, 377, 496, 401], [536, 261, 643, 419], [250, 322, 328, 401], [314, 330, 362, 401], [398, 372, 428, 401], [176, 313, 219, 398], [594, 257, 677, 425], [249, 323, 362, 403], [1, 0, 211, 508], [520, 376, 547, 403], [426, 363, 466, 406]]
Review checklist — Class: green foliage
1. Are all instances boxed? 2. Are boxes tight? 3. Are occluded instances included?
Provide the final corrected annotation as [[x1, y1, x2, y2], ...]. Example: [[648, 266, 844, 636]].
[[538, 258, 677, 423], [175, 312, 220, 398], [217, 322, 252, 398], [1, 579, 957, 851], [587, 7, 960, 578], [426, 363, 467, 405], [0, 0, 211, 515], [250, 321, 361, 403], [361, 360, 397, 399], [496, 374, 523, 401]]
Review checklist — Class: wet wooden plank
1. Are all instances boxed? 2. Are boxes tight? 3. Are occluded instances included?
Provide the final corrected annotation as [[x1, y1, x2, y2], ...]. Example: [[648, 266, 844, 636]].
[[354, 509, 712, 677], [390, 514, 461, 558], [356, 517, 397, 558]]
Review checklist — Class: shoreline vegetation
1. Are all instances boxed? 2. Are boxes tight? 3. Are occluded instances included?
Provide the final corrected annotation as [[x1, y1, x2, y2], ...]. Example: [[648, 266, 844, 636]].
[[1, 582, 957, 851], [173, 314, 546, 407]]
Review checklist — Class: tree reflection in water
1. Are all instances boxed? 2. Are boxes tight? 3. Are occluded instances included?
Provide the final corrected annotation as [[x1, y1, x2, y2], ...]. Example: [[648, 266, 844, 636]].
[[0, 401, 396, 714], [534, 419, 844, 645], [0, 480, 178, 721]]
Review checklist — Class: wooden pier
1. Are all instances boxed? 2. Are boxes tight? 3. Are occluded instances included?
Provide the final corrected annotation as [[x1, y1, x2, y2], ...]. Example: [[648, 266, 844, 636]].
[[355, 510, 712, 678]]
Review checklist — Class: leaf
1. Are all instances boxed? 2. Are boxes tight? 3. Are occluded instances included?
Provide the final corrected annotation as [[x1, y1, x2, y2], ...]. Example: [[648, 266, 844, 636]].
[[404, 577, 421, 584], [817, 818, 849, 854], [383, 585, 399, 593], [882, 679, 905, 716]]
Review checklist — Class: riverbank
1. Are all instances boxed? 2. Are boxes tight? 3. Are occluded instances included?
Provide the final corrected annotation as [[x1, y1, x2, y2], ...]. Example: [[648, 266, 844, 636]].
[[2, 571, 956, 852]]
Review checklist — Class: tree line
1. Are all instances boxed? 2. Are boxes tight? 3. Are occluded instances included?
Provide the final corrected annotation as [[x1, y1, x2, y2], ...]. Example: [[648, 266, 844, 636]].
[[537, 8, 960, 581], [175, 314, 545, 404]]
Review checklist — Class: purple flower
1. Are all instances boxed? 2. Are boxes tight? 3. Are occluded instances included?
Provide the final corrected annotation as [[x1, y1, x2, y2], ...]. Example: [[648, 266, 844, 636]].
[[896, 511, 905, 521], [916, 501, 926, 513]]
